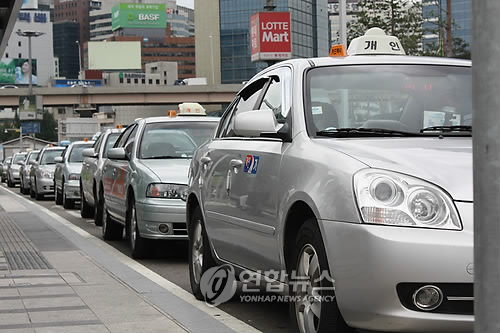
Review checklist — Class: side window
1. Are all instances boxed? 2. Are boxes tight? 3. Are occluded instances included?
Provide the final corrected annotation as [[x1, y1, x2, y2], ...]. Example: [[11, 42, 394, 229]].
[[215, 100, 238, 138], [93, 134, 103, 153], [221, 78, 269, 138], [259, 76, 283, 121], [115, 125, 135, 148], [62, 147, 69, 162], [124, 125, 138, 157]]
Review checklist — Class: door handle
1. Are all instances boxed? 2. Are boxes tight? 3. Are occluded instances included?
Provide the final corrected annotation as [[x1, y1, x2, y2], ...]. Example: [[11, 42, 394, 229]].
[[230, 159, 243, 168]]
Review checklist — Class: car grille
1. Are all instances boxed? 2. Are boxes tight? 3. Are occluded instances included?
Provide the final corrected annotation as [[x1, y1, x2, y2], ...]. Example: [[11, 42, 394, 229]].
[[397, 283, 473, 315], [172, 223, 187, 236]]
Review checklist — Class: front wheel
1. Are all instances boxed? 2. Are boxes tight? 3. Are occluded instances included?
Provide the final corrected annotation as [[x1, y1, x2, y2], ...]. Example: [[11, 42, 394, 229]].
[[128, 196, 148, 259], [62, 182, 75, 209], [102, 200, 123, 241], [34, 179, 43, 200], [289, 219, 353, 333], [188, 206, 216, 300], [80, 184, 94, 218]]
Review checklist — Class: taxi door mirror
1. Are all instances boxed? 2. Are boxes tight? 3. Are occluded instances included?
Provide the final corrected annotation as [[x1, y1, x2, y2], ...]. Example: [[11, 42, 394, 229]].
[[54, 156, 63, 163], [234, 109, 279, 137], [82, 148, 97, 158], [107, 147, 127, 160]]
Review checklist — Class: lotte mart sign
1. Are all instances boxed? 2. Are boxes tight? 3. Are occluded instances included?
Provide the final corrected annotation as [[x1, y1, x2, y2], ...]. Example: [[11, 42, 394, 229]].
[[250, 12, 292, 62]]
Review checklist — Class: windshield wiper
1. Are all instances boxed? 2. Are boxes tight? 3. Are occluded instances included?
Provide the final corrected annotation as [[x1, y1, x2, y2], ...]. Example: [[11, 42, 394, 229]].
[[420, 125, 472, 133], [317, 127, 419, 137]]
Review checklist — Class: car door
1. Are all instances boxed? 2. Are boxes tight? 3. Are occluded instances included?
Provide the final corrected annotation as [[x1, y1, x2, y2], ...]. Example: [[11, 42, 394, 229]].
[[103, 124, 136, 219], [82, 135, 102, 205], [202, 68, 291, 271], [54, 146, 69, 193]]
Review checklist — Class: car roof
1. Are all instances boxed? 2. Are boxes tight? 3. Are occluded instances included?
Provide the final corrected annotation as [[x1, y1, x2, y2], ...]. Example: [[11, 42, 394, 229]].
[[42, 146, 66, 151], [142, 116, 221, 124]]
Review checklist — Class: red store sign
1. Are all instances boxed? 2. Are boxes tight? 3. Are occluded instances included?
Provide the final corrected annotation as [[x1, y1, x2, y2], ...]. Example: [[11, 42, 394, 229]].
[[250, 12, 292, 62]]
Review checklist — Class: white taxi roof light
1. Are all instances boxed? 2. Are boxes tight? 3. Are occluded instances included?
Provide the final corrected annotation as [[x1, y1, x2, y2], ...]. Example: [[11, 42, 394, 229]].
[[177, 102, 206, 116], [347, 27, 406, 56]]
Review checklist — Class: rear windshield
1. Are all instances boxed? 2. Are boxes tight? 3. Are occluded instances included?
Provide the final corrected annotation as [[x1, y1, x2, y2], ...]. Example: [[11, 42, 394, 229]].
[[69, 143, 94, 163], [306, 64, 472, 134], [40, 150, 64, 165]]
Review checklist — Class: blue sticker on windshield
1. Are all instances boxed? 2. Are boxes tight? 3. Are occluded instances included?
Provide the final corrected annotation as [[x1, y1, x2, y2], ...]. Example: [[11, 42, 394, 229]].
[[244, 155, 259, 174]]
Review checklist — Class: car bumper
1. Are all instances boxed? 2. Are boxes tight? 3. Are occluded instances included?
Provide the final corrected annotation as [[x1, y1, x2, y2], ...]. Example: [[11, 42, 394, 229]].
[[136, 199, 187, 240], [64, 181, 80, 200], [322, 202, 473, 332], [11, 171, 20, 182], [37, 177, 54, 194]]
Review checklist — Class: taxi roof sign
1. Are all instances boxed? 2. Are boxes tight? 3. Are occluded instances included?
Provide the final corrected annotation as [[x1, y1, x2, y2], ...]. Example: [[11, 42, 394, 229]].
[[347, 27, 406, 56], [177, 102, 206, 116], [329, 44, 346, 57]]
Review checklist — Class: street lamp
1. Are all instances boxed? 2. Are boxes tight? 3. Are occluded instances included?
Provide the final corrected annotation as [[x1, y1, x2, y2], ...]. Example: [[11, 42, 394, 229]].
[[16, 30, 45, 96], [209, 35, 215, 85], [75, 40, 83, 84]]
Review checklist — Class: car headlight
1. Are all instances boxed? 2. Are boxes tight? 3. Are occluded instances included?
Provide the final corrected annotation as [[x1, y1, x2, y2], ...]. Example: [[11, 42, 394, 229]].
[[40, 170, 53, 179], [68, 173, 80, 181], [353, 169, 461, 230], [146, 183, 187, 201]]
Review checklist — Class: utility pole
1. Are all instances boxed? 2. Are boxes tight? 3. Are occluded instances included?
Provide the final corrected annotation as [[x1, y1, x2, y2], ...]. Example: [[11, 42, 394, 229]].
[[474, 1, 500, 332], [445, 0, 453, 57], [339, 0, 347, 47], [264, 0, 277, 67]]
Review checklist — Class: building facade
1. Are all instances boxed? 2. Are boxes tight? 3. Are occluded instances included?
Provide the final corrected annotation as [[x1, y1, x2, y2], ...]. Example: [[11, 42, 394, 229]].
[[195, 0, 329, 85], [1, 9, 55, 87], [53, 21, 80, 79], [422, 0, 472, 57]]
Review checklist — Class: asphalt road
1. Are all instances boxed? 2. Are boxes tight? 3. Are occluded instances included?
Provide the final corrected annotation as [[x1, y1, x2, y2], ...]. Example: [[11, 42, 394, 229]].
[[4, 182, 295, 333]]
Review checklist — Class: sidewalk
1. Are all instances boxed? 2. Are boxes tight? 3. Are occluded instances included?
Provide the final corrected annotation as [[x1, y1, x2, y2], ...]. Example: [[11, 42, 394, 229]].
[[0, 187, 256, 333]]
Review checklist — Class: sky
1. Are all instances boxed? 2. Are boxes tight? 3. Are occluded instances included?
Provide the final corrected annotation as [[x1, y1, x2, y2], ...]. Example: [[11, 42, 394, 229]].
[[177, 0, 194, 9]]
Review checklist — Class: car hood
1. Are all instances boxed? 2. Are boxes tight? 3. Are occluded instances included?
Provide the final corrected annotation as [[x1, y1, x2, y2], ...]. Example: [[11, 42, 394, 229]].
[[139, 159, 191, 184], [318, 137, 472, 201], [67, 163, 83, 174], [38, 164, 57, 172], [10, 164, 20, 171]]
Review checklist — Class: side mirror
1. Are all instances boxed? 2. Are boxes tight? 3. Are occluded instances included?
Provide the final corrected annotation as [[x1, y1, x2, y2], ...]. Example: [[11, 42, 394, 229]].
[[107, 148, 127, 160], [82, 148, 97, 158], [54, 156, 63, 163], [17, 161, 24, 166]]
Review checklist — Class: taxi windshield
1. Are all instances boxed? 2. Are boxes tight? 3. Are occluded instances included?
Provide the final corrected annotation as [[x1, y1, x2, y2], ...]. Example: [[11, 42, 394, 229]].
[[306, 64, 472, 136], [40, 150, 64, 165], [13, 154, 26, 163], [69, 144, 93, 163], [139, 122, 217, 159]]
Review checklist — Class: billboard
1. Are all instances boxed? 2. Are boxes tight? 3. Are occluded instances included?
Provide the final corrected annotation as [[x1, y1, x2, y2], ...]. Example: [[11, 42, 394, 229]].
[[112, 3, 167, 31], [88, 42, 141, 70], [22, 0, 38, 9], [250, 12, 292, 62], [54, 79, 103, 87], [0, 59, 38, 85]]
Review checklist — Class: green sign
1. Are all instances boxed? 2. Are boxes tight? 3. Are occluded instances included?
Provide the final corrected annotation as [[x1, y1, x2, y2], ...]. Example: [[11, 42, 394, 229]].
[[112, 3, 166, 31]]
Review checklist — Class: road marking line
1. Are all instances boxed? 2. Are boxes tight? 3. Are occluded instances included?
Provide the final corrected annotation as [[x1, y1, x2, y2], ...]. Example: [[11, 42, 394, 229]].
[[0, 185, 262, 333]]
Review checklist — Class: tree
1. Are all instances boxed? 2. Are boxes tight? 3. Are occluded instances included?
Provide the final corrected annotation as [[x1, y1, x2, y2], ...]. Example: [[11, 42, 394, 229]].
[[37, 110, 57, 142], [347, 0, 424, 56]]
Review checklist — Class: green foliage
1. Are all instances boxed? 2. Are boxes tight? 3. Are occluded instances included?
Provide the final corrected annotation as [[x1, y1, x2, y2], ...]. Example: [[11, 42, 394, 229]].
[[347, 0, 424, 55], [38, 110, 57, 142]]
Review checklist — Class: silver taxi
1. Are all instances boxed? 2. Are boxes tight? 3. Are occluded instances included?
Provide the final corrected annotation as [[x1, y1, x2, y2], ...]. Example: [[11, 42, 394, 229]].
[[54, 141, 94, 209], [80, 128, 123, 221], [0, 156, 11, 183], [187, 29, 473, 333], [7, 152, 26, 187], [19, 150, 39, 194], [100, 114, 219, 259], [30, 146, 65, 200]]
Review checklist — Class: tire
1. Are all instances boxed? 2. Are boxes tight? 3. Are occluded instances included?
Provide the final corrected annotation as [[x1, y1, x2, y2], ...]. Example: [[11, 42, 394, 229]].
[[289, 219, 352, 333], [19, 176, 25, 194], [7, 175, 13, 188], [128, 196, 148, 259], [34, 179, 43, 200], [80, 184, 94, 218], [188, 206, 216, 300], [102, 200, 123, 240], [55, 183, 63, 205], [30, 181, 35, 198], [94, 185, 103, 226], [62, 182, 74, 209]]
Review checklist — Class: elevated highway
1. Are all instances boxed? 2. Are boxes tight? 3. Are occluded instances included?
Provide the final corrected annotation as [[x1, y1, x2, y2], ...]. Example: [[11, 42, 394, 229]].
[[0, 84, 243, 107]]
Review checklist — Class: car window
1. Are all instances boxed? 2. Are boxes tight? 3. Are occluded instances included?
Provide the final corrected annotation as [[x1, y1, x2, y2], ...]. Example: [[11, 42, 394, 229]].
[[103, 133, 120, 158], [4, 157, 11, 164], [257, 67, 292, 122], [28, 152, 39, 163], [69, 144, 93, 163], [13, 154, 26, 163], [220, 78, 269, 138], [40, 150, 64, 165], [124, 125, 138, 157], [115, 125, 135, 148], [306, 64, 472, 134], [93, 134, 104, 153], [139, 122, 218, 159]]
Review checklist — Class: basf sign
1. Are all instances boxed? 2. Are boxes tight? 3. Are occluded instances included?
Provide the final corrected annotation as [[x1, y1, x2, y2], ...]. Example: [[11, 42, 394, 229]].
[[250, 12, 291, 62], [112, 3, 167, 31]]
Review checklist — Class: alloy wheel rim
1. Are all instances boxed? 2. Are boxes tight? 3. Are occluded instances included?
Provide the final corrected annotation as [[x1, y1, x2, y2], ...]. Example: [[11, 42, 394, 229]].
[[191, 220, 203, 284], [295, 244, 322, 333]]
